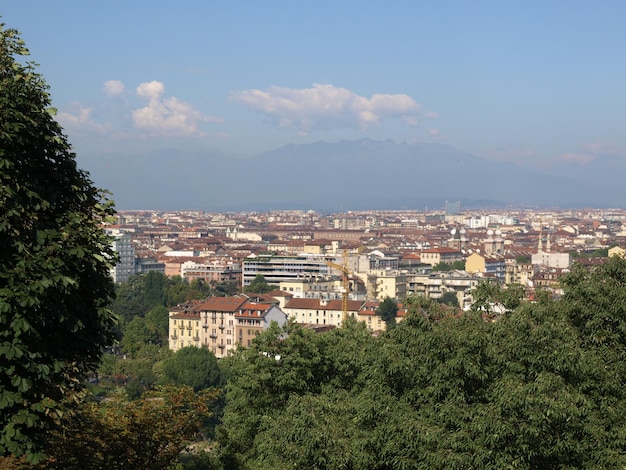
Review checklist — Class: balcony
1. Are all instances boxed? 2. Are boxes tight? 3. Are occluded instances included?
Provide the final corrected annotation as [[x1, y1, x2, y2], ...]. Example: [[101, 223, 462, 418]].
[[193, 335, 199, 341], [186, 325, 192, 330], [218, 324, 225, 330], [170, 334, 178, 339], [218, 344, 225, 349]]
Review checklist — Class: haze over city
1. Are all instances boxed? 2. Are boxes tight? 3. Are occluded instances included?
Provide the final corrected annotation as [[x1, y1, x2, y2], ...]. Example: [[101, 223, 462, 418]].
[[4, 2, 626, 210]]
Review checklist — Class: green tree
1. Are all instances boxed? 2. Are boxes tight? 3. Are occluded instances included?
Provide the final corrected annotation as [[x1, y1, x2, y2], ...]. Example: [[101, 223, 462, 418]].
[[244, 274, 275, 294], [144, 305, 169, 346], [38, 386, 219, 469], [432, 260, 465, 272], [0, 25, 118, 463], [143, 271, 166, 308], [120, 317, 154, 357], [437, 291, 460, 307], [376, 296, 398, 329], [161, 347, 221, 391]]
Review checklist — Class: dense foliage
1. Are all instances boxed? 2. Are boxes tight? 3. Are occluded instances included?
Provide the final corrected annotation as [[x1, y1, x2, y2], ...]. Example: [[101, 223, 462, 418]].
[[216, 257, 626, 469], [243, 274, 275, 294], [38, 386, 218, 469], [0, 25, 117, 462], [376, 296, 398, 328]]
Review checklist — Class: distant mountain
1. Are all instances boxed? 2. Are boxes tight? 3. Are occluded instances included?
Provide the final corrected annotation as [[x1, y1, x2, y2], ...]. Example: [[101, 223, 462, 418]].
[[78, 139, 622, 211]]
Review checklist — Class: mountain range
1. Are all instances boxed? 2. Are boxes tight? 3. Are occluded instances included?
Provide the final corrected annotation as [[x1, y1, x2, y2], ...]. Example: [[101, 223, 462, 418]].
[[78, 139, 625, 211]]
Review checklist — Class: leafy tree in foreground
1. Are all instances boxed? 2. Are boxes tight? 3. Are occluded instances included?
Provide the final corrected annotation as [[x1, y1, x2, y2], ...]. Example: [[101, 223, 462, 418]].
[[0, 25, 118, 462], [37, 386, 219, 469], [217, 260, 626, 469]]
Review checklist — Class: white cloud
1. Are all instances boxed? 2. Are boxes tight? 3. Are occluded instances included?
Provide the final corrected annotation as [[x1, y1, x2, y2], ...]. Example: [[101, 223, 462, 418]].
[[132, 81, 223, 136], [231, 83, 434, 134], [103, 80, 125, 97], [57, 104, 108, 133]]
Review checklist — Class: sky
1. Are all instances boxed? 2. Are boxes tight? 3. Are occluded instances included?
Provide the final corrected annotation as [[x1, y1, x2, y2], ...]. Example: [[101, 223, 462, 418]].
[[3, 1, 626, 172]]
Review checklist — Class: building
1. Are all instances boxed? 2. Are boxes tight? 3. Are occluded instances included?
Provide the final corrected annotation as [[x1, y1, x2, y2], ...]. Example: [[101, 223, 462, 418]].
[[195, 297, 247, 358], [419, 248, 464, 267], [181, 260, 242, 284], [357, 300, 409, 332], [242, 254, 332, 287], [465, 253, 506, 283], [108, 231, 136, 283], [168, 303, 202, 352], [531, 251, 571, 269], [169, 297, 288, 356], [366, 270, 407, 300], [135, 257, 166, 275], [235, 302, 288, 347], [283, 298, 364, 328]]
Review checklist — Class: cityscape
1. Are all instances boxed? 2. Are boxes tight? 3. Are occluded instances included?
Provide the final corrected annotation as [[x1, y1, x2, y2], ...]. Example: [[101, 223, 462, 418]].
[[105, 204, 626, 357], [5, 2, 626, 467]]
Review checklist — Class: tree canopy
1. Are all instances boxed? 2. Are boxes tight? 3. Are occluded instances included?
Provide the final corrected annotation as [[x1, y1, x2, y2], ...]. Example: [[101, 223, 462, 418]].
[[215, 257, 626, 469], [161, 346, 221, 392], [244, 274, 275, 294], [0, 25, 118, 463], [376, 296, 398, 328]]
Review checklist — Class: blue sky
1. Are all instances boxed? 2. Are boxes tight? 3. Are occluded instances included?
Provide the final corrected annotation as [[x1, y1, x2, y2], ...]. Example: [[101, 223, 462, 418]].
[[3, 1, 626, 171]]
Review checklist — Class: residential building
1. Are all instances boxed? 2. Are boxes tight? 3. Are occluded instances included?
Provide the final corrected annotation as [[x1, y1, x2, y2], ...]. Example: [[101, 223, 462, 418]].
[[196, 297, 248, 358], [419, 247, 464, 266], [465, 253, 506, 283], [283, 298, 364, 328], [357, 300, 408, 331], [168, 308, 201, 352], [235, 302, 288, 347], [180, 260, 242, 284], [366, 270, 407, 300]]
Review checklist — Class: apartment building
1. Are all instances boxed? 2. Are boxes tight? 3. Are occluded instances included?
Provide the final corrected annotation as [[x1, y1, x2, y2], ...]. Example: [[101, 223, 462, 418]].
[[180, 260, 242, 284], [366, 269, 407, 300], [283, 298, 364, 328], [465, 253, 506, 283], [419, 247, 464, 266], [235, 302, 287, 347], [169, 309, 201, 352], [196, 297, 247, 358]]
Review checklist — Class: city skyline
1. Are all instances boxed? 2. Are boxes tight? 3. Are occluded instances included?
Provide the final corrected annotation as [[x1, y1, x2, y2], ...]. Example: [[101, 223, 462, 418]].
[[4, 1, 625, 180]]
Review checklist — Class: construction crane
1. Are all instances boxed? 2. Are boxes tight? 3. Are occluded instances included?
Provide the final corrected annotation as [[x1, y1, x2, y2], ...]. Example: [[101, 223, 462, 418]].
[[325, 249, 352, 326]]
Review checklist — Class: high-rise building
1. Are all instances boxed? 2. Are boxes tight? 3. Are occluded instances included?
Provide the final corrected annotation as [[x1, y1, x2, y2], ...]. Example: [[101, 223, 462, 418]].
[[107, 230, 136, 283]]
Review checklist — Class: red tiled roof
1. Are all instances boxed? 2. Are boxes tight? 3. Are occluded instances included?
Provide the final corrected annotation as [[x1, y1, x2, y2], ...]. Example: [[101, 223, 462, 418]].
[[421, 247, 462, 254], [194, 296, 247, 312]]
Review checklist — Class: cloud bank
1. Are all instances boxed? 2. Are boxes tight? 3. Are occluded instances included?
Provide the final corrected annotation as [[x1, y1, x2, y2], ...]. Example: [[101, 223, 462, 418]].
[[132, 81, 223, 136], [231, 83, 434, 134], [103, 80, 124, 97]]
